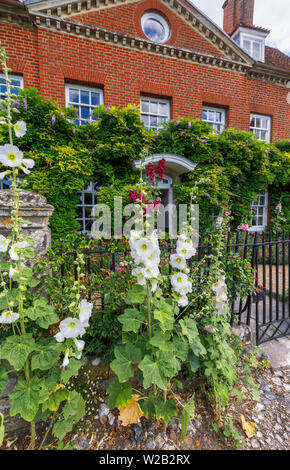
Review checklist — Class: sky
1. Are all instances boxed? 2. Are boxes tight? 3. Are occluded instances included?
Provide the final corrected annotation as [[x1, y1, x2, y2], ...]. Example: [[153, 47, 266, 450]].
[[191, 0, 290, 56]]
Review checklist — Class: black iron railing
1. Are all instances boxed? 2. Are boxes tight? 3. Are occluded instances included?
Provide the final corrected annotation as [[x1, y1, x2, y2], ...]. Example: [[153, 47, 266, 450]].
[[53, 230, 289, 345]]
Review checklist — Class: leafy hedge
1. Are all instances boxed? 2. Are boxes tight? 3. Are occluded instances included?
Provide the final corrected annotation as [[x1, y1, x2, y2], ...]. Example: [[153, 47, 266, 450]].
[[0, 88, 289, 239]]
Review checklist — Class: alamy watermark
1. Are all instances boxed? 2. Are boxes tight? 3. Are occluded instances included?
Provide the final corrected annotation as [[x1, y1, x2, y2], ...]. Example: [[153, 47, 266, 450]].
[[90, 197, 199, 246]]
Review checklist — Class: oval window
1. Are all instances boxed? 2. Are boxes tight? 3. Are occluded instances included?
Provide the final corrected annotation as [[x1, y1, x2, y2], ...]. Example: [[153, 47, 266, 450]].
[[141, 12, 171, 43]]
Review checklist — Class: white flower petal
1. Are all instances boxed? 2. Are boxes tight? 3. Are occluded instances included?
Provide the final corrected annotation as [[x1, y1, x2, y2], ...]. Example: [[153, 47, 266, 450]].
[[14, 120, 27, 138], [0, 144, 23, 168]]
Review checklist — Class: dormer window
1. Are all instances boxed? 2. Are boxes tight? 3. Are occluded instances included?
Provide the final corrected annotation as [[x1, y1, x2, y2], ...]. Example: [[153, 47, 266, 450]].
[[231, 27, 268, 63], [141, 12, 171, 44], [242, 36, 263, 61]]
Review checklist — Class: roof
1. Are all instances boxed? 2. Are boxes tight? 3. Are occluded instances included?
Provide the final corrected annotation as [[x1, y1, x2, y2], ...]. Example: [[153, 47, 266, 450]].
[[264, 46, 290, 73]]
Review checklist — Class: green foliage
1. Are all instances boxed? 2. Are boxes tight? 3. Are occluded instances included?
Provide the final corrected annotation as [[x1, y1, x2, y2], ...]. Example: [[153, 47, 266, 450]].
[[1, 88, 288, 238]]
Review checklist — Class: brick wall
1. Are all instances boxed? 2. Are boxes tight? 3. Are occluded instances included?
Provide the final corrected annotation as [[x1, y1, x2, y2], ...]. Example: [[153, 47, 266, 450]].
[[0, 4, 289, 141]]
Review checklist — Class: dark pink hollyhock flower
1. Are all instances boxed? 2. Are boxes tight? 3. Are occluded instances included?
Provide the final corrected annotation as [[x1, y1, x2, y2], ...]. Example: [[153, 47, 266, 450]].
[[147, 162, 155, 181], [129, 189, 137, 202], [156, 158, 165, 181]]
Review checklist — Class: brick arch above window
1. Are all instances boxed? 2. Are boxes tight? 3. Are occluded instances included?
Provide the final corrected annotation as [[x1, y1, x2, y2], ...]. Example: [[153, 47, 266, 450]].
[[134, 0, 178, 45]]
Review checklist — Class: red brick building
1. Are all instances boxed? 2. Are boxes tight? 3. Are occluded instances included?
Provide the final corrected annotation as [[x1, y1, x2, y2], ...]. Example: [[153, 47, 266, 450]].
[[0, 0, 289, 230]]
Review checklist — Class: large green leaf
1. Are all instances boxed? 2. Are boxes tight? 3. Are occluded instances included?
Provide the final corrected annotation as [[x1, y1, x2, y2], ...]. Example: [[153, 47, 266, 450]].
[[13, 266, 39, 287], [179, 316, 199, 342], [155, 397, 178, 424], [0, 364, 8, 396], [191, 338, 207, 357], [107, 379, 132, 410], [180, 397, 195, 442], [42, 388, 69, 412], [187, 352, 200, 373], [60, 358, 82, 385], [63, 391, 85, 422], [26, 298, 58, 329], [31, 342, 64, 371], [0, 288, 19, 310], [1, 334, 36, 370], [125, 284, 146, 304], [111, 343, 141, 383], [153, 299, 175, 332], [53, 417, 75, 441], [149, 331, 174, 354], [118, 308, 145, 333], [140, 392, 155, 419], [138, 355, 174, 391], [9, 376, 49, 421], [173, 335, 189, 361]]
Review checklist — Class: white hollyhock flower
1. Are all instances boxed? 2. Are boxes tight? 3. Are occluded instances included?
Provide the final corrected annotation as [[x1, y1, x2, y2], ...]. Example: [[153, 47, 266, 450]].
[[0, 235, 9, 252], [54, 332, 64, 343], [178, 295, 189, 307], [151, 279, 158, 293], [78, 299, 93, 327], [74, 339, 85, 352], [171, 272, 191, 294], [144, 265, 159, 279], [204, 325, 217, 333], [14, 120, 27, 138], [59, 317, 85, 339], [22, 167, 30, 175], [134, 238, 155, 260], [62, 350, 70, 368], [0, 310, 19, 324], [23, 158, 35, 169], [0, 144, 23, 168], [9, 241, 29, 261], [9, 267, 17, 279], [176, 240, 196, 259], [132, 267, 147, 286], [144, 249, 160, 268], [170, 253, 186, 270], [129, 230, 141, 249], [75, 353, 82, 360]]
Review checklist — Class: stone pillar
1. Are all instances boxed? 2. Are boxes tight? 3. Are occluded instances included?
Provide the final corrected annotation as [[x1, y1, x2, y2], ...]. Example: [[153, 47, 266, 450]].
[[0, 189, 54, 260]]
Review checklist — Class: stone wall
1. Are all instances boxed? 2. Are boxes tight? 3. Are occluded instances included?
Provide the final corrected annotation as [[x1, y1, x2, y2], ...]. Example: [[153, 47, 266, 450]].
[[0, 189, 54, 261], [0, 190, 54, 435]]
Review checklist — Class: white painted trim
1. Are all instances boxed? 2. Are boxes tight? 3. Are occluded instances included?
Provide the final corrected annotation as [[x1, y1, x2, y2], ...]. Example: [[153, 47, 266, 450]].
[[65, 83, 104, 124], [250, 113, 271, 143], [141, 11, 171, 44], [135, 154, 196, 175], [249, 192, 268, 232], [0, 74, 24, 93]]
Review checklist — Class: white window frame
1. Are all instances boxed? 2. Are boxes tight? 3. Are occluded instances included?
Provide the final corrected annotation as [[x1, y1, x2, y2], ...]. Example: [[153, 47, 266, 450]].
[[0, 74, 23, 100], [65, 84, 104, 126], [202, 106, 226, 133], [141, 12, 171, 43], [140, 96, 170, 131], [249, 192, 268, 232], [76, 181, 99, 233], [250, 113, 271, 143], [231, 27, 267, 62], [242, 35, 263, 61]]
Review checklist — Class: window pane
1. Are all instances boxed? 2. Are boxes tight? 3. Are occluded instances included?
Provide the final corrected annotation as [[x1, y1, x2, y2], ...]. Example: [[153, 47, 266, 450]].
[[216, 112, 222, 123], [243, 40, 251, 54], [150, 101, 158, 114], [80, 90, 90, 105], [150, 115, 158, 126], [69, 88, 79, 103], [91, 92, 100, 106], [252, 42, 260, 60], [260, 130, 266, 141], [141, 100, 149, 113], [202, 110, 207, 120], [209, 111, 215, 122], [81, 106, 90, 120], [141, 115, 149, 127], [158, 102, 168, 115], [255, 117, 261, 128]]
